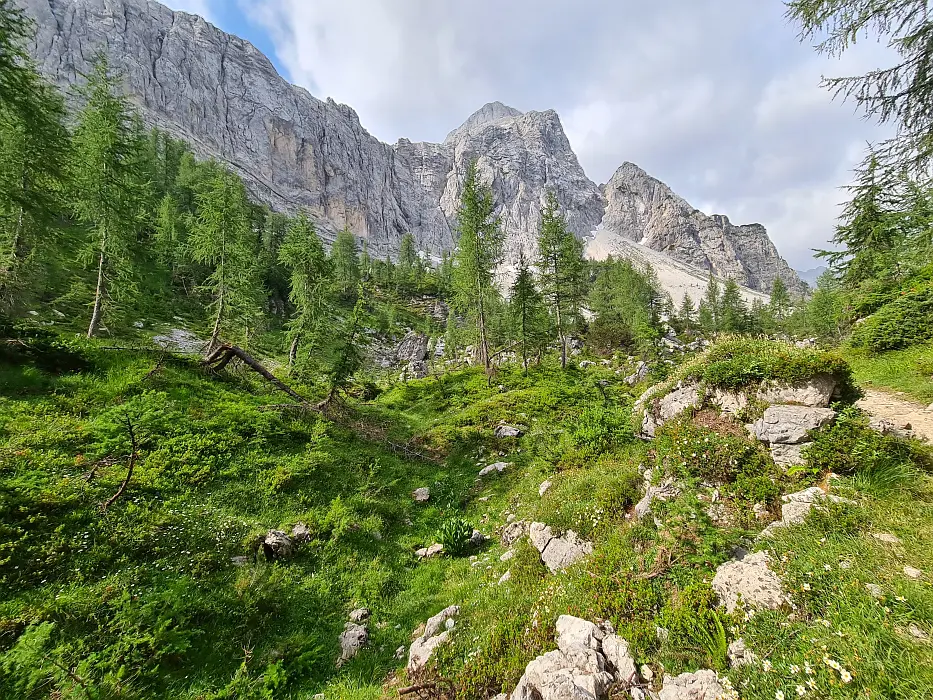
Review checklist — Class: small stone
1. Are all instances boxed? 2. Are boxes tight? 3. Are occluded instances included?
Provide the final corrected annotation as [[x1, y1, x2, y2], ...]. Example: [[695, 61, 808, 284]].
[[479, 461, 509, 477], [394, 645, 406, 660], [412, 487, 430, 503], [904, 566, 923, 580], [498, 570, 511, 585], [865, 583, 884, 599], [727, 638, 757, 667], [133, 321, 145, 328], [349, 608, 371, 623], [712, 551, 789, 613], [337, 623, 368, 665], [640, 664, 654, 682], [314, 695, 325, 700], [873, 533, 902, 545], [500, 550, 515, 562], [538, 480, 552, 497], [291, 522, 311, 542], [445, 618, 455, 631], [230, 555, 250, 566], [494, 424, 523, 438], [908, 624, 929, 641], [416, 543, 444, 559]]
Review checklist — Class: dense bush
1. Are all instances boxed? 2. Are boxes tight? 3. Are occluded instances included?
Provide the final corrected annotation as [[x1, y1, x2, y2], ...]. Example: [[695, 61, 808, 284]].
[[436, 517, 474, 556], [850, 280, 933, 352]]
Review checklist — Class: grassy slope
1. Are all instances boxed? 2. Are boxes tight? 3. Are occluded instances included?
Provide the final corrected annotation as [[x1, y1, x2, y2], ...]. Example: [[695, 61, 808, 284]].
[[1, 336, 932, 699], [843, 342, 933, 404]]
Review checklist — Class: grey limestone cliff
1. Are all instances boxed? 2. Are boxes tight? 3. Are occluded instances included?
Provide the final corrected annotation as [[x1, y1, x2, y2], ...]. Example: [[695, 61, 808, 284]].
[[18, 0, 804, 295]]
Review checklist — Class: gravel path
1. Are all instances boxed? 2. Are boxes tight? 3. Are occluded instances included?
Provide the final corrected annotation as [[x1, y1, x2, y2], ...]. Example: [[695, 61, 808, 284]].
[[856, 389, 933, 443]]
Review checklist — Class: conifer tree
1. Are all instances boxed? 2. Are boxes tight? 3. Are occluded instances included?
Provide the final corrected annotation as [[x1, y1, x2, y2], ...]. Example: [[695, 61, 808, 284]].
[[330, 226, 360, 297], [359, 239, 372, 281], [0, 4, 69, 305], [718, 279, 749, 333], [700, 277, 721, 333], [397, 232, 422, 293], [537, 192, 585, 367], [509, 251, 549, 372], [188, 164, 258, 351], [70, 57, 150, 337], [677, 293, 696, 334], [451, 161, 503, 374], [323, 284, 367, 407], [588, 256, 661, 352], [279, 211, 332, 370]]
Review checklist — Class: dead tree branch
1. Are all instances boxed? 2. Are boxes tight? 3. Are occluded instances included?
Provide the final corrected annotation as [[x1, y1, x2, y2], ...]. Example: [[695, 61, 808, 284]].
[[203, 343, 311, 405], [100, 415, 138, 512]]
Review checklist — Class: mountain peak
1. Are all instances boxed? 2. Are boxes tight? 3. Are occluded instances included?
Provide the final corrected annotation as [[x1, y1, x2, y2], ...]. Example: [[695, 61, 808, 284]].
[[444, 101, 524, 144]]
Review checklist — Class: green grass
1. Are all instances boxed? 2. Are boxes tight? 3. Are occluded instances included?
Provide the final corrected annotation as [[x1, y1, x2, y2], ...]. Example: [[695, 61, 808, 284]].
[[843, 341, 933, 403], [2, 328, 933, 699]]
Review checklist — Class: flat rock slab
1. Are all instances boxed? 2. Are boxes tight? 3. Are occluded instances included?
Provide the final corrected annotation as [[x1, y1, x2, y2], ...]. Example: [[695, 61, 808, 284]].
[[712, 551, 788, 613], [412, 487, 430, 502], [750, 405, 836, 444], [756, 374, 836, 407], [408, 606, 459, 674], [770, 443, 807, 468], [479, 462, 510, 477], [529, 523, 593, 572], [494, 424, 524, 438], [658, 670, 726, 700]]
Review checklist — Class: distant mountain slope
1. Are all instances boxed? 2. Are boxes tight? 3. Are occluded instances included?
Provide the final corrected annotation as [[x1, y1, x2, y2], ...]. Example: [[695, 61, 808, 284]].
[[17, 0, 804, 295]]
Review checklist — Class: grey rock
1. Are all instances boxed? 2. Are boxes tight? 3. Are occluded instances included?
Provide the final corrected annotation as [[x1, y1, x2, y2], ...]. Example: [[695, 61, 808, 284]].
[[633, 477, 680, 521], [290, 522, 311, 543], [348, 608, 370, 623], [152, 328, 204, 354], [407, 605, 459, 674], [873, 532, 902, 545], [539, 480, 553, 496], [756, 374, 836, 407], [711, 551, 789, 613], [415, 543, 444, 559], [500, 550, 515, 562], [599, 162, 806, 296], [868, 417, 915, 439], [501, 520, 528, 547], [865, 583, 884, 599], [469, 529, 488, 546], [337, 622, 368, 666], [726, 638, 757, 668], [657, 670, 726, 700], [397, 331, 429, 363], [712, 388, 748, 417], [18, 1, 800, 294], [261, 530, 293, 560], [401, 360, 429, 380], [494, 424, 524, 438], [394, 645, 406, 660], [498, 570, 512, 585], [230, 555, 250, 566], [479, 461, 509, 477], [412, 487, 430, 503], [904, 565, 923, 580], [769, 443, 807, 468], [529, 522, 593, 572], [624, 361, 650, 386], [750, 406, 836, 444], [641, 382, 705, 437]]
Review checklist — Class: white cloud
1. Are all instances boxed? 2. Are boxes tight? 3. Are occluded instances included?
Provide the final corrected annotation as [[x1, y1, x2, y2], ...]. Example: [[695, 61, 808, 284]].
[[245, 0, 896, 269]]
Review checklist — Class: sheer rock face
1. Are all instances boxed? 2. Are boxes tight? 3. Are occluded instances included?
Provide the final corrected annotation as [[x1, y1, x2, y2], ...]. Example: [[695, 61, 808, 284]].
[[599, 162, 806, 296], [20, 0, 801, 295]]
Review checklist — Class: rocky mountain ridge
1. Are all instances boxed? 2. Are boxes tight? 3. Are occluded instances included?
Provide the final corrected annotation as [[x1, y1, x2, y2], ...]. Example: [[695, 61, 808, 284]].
[[17, 0, 804, 295]]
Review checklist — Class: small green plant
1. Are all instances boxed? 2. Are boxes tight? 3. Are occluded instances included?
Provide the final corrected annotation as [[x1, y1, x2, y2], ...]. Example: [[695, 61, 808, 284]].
[[436, 517, 473, 557]]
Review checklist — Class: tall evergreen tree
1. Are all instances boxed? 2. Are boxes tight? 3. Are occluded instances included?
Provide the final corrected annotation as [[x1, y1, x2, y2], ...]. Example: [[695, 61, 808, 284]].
[[397, 232, 422, 292], [718, 279, 749, 333], [537, 191, 585, 368], [188, 164, 258, 351], [700, 277, 721, 333], [677, 293, 696, 334], [70, 57, 150, 337], [323, 284, 367, 406], [509, 251, 549, 372], [588, 257, 661, 352], [769, 276, 792, 329], [330, 226, 360, 297], [0, 5, 69, 306], [279, 212, 332, 370], [451, 160, 503, 375]]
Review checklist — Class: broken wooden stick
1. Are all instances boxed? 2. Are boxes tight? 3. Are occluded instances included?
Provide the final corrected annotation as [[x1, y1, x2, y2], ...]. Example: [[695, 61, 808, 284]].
[[203, 343, 309, 404], [101, 415, 138, 512]]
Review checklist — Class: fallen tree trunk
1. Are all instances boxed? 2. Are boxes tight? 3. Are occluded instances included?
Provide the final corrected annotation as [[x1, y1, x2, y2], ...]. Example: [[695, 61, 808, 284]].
[[203, 343, 309, 405]]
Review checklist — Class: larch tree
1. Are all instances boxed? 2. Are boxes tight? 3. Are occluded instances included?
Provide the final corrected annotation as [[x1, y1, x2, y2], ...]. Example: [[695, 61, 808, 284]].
[[0, 2, 69, 306], [451, 160, 503, 375], [330, 226, 360, 297], [278, 211, 332, 370], [769, 276, 792, 327], [677, 293, 696, 334], [70, 56, 150, 338], [509, 250, 549, 372], [718, 279, 749, 333], [397, 232, 423, 293], [700, 277, 721, 333], [537, 191, 585, 368], [187, 164, 259, 352]]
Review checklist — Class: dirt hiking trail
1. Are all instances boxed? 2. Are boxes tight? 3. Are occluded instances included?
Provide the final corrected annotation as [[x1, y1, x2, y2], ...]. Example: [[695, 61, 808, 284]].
[[856, 389, 933, 443]]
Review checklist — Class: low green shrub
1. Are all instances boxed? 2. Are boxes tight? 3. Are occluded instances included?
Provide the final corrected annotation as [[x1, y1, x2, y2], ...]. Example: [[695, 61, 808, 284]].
[[436, 517, 473, 556], [850, 280, 933, 352]]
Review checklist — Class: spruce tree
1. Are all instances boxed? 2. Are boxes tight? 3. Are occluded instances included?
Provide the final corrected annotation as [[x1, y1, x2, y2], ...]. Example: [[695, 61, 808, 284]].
[[769, 276, 792, 331], [70, 57, 150, 337], [188, 164, 258, 351], [700, 277, 721, 333], [588, 256, 661, 353], [279, 211, 332, 370], [718, 279, 749, 333], [451, 160, 503, 375], [330, 226, 360, 297], [397, 232, 422, 293], [677, 293, 696, 334], [509, 251, 549, 372], [537, 192, 585, 367], [359, 239, 372, 281], [323, 284, 367, 406]]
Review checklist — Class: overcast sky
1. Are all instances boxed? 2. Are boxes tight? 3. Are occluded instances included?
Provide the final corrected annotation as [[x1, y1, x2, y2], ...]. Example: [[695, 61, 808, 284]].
[[169, 0, 893, 270]]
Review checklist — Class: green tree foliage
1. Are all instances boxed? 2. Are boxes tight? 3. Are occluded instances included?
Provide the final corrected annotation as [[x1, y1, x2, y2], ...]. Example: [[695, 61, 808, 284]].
[[699, 277, 721, 333], [451, 161, 503, 374], [397, 232, 423, 292], [0, 4, 69, 306], [588, 257, 661, 352], [786, 0, 933, 179], [676, 293, 696, 335], [509, 251, 549, 371], [769, 277, 791, 324], [323, 284, 367, 405], [718, 280, 749, 333], [278, 212, 332, 370], [187, 164, 259, 350], [537, 192, 585, 367], [330, 226, 360, 297], [70, 57, 151, 337]]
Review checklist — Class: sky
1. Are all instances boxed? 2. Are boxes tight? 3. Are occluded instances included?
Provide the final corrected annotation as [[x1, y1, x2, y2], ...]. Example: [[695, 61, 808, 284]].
[[166, 0, 894, 271]]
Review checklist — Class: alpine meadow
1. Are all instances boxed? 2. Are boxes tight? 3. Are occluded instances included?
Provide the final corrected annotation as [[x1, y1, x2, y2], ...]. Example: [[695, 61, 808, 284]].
[[1, 0, 933, 699]]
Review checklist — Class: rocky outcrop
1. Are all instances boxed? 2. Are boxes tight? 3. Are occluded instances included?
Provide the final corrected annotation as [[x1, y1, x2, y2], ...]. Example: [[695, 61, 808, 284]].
[[760, 487, 855, 537], [18, 0, 802, 295], [749, 406, 836, 445], [711, 551, 789, 614], [657, 670, 727, 700], [598, 162, 806, 296], [407, 605, 459, 674]]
